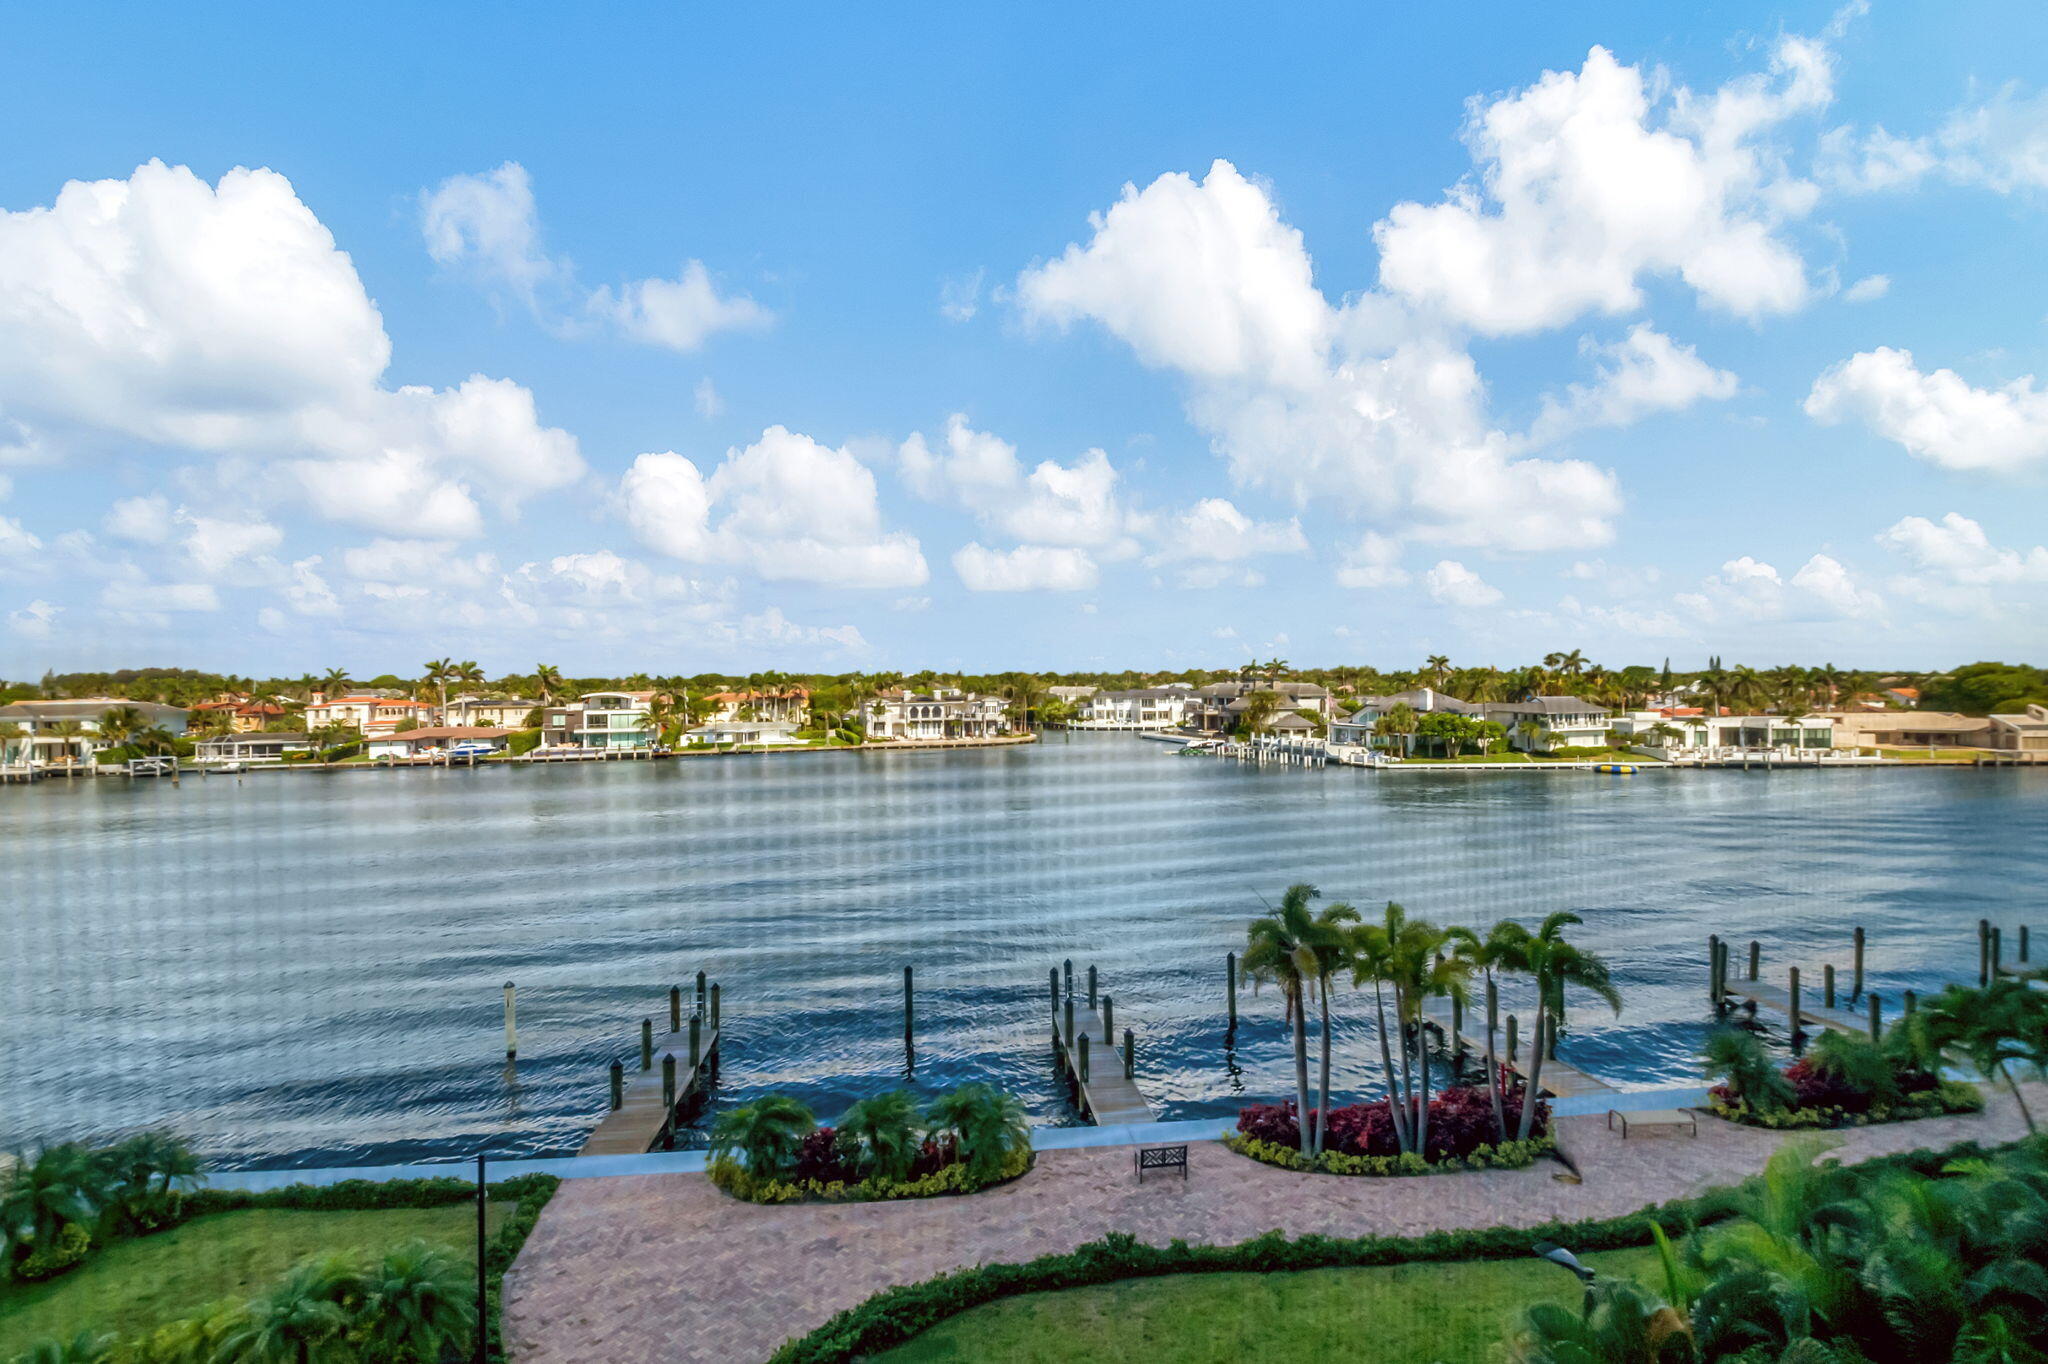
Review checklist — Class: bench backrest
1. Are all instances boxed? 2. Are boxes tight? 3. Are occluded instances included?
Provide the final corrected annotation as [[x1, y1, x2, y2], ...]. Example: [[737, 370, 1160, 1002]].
[[1138, 1145, 1187, 1169]]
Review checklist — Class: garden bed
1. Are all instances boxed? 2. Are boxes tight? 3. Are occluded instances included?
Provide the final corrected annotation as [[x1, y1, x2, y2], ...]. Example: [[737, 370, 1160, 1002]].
[[1707, 1078, 1982, 1130], [1224, 1086, 1553, 1178], [709, 1084, 1035, 1205]]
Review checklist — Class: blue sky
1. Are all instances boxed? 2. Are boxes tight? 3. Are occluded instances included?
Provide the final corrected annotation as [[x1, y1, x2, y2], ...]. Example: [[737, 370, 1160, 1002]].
[[0, 2, 2044, 678]]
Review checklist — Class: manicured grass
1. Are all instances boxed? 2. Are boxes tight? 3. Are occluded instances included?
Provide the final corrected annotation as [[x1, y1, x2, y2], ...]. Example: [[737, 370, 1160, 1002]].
[[0, 1203, 505, 1354], [875, 1245, 1661, 1363]]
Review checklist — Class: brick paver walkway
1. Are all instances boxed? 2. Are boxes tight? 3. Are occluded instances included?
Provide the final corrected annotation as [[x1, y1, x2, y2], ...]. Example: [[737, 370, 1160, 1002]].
[[504, 1086, 2043, 1363]]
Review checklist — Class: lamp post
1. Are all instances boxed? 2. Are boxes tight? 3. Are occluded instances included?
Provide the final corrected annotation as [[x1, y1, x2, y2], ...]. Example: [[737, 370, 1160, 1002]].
[[1532, 1239, 1597, 1314]]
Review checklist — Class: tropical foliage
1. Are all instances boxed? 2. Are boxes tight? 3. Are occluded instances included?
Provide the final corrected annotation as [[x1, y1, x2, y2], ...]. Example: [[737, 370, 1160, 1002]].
[[709, 1084, 1033, 1204], [1, 1134, 204, 1281], [1238, 889, 1618, 1168], [1503, 1135, 2048, 1364]]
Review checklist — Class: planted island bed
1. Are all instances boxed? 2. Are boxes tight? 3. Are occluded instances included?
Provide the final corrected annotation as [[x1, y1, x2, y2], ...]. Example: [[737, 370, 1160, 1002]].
[[708, 1083, 1035, 1204], [1224, 1085, 1555, 1177], [1703, 1021, 1985, 1131]]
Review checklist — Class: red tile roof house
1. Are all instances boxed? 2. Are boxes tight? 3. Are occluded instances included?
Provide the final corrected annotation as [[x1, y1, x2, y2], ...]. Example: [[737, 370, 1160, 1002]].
[[302, 695, 437, 735]]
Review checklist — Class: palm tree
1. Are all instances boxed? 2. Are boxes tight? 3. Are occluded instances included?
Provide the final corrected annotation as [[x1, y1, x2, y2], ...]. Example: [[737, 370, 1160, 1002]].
[[97, 1130, 202, 1231], [1237, 689, 1281, 737], [318, 667, 349, 698], [1449, 920, 1533, 1142], [532, 663, 563, 705], [0, 1144, 108, 1264], [213, 1252, 359, 1363], [1515, 911, 1622, 1142], [421, 658, 455, 713], [1901, 980, 2047, 1133], [1347, 903, 1465, 1155], [1241, 884, 1327, 1155], [0, 720, 25, 767], [1376, 700, 1419, 756], [709, 1095, 816, 1178], [924, 1084, 1029, 1179], [352, 1239, 477, 1363], [1506, 1279, 1695, 1364], [1305, 899, 1362, 1154], [96, 705, 144, 750], [1702, 1026, 1796, 1114], [837, 1089, 921, 1182], [8, 1331, 117, 1364], [1425, 655, 1451, 686]]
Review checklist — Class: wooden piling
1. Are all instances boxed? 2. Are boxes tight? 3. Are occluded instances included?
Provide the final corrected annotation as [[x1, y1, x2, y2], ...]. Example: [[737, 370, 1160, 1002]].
[[640, 1018, 653, 1071], [609, 1060, 623, 1110], [1992, 926, 2004, 978], [1124, 1028, 1135, 1080], [1079, 1033, 1090, 1083], [2023, 925, 2033, 964], [695, 970, 707, 1016], [1824, 963, 1836, 1009], [662, 1054, 677, 1111], [1450, 992, 1462, 1064], [1063, 958, 1073, 999], [1087, 964, 1097, 1011], [1852, 926, 1865, 1000], [1506, 1013, 1519, 1065], [1904, 989, 1917, 1016], [1867, 993, 1882, 1042], [1748, 940, 1760, 982], [1048, 968, 1059, 1031], [903, 965, 914, 1043], [1064, 995, 1075, 1050], [1980, 919, 1991, 985], [670, 985, 682, 1035], [1227, 952, 1238, 1029], [689, 1013, 702, 1067], [1708, 935, 1722, 1004], [1788, 967, 1802, 1040], [503, 982, 517, 1060], [709, 983, 720, 1032], [1102, 995, 1114, 1042]]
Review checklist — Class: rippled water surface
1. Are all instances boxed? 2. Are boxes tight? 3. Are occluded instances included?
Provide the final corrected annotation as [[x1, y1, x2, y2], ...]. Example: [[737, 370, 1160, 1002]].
[[3, 736, 2042, 1169]]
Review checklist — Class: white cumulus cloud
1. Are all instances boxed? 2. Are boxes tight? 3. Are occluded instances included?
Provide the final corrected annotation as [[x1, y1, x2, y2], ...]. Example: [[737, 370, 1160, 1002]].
[[1805, 347, 2048, 473], [1423, 560, 1504, 608], [951, 542, 1099, 592], [621, 427, 929, 588], [1528, 325, 1738, 442], [1877, 512, 2048, 584]]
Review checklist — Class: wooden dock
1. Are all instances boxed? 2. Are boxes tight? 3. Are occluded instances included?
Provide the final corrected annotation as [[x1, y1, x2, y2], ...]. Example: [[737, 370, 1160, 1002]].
[[1418, 999, 1619, 1100], [577, 987, 722, 1156], [1721, 977, 1872, 1036], [1049, 965, 1155, 1125]]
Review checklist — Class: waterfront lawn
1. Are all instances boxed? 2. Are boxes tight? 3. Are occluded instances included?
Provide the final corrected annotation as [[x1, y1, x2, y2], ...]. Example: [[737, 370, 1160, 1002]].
[[0, 1203, 503, 1354], [875, 1245, 1661, 1363]]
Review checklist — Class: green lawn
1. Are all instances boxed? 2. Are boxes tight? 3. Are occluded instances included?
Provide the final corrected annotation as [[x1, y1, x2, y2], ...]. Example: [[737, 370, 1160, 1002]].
[[875, 1245, 1662, 1364], [0, 1204, 503, 1354]]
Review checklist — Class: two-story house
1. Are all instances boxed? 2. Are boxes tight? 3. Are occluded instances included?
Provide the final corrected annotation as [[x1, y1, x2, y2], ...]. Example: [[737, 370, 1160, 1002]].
[[861, 688, 1011, 740], [1070, 687, 1193, 730], [538, 691, 660, 749]]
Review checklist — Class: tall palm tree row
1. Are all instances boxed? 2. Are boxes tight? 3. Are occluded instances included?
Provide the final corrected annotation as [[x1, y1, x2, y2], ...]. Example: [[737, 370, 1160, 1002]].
[[1242, 889, 1621, 1156]]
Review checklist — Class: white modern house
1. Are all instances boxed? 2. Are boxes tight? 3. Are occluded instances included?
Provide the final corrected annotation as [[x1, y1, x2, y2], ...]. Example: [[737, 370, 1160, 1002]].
[[538, 692, 660, 750], [1612, 712, 1838, 758], [193, 732, 311, 764], [1068, 687, 1193, 730], [1989, 704, 2048, 753], [0, 698, 190, 768], [861, 688, 1012, 740], [687, 718, 803, 746]]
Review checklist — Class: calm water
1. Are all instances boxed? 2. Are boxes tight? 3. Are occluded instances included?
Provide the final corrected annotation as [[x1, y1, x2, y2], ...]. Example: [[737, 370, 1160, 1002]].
[[2, 735, 2042, 1169]]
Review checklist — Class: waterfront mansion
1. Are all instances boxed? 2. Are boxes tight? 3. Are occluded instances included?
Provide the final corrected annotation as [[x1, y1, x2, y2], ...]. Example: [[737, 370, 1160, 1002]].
[[860, 687, 1013, 740]]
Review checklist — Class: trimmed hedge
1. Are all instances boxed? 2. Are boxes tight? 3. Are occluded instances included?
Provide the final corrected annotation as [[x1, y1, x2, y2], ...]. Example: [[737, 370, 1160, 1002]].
[[766, 1135, 2021, 1363]]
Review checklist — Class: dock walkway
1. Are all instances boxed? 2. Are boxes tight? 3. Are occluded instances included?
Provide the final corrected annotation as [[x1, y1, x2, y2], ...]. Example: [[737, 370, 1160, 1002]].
[[1048, 967, 1155, 1125], [577, 1015, 721, 1157], [1721, 977, 1873, 1036], [1418, 999, 1620, 1100]]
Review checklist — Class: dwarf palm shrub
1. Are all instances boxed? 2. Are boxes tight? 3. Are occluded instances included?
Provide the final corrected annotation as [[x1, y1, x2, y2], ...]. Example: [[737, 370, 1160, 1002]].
[[709, 1095, 817, 1179], [923, 1083, 1028, 1180]]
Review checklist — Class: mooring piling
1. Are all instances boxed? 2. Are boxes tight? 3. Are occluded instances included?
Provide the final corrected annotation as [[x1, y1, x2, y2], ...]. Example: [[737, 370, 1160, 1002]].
[[1506, 1013, 1519, 1064], [503, 982, 517, 1060], [661, 1054, 676, 1112], [695, 970, 707, 1017], [2023, 925, 2033, 964], [1227, 951, 1238, 1030], [1087, 964, 1098, 1011], [1904, 989, 1918, 1016], [1980, 919, 1992, 985], [1748, 939, 1760, 982], [669, 985, 682, 1035], [1124, 1028, 1135, 1079], [1867, 993, 1882, 1042], [1102, 994, 1114, 1042], [1788, 966, 1802, 1041], [689, 1012, 702, 1067], [640, 1018, 653, 1071], [1063, 958, 1073, 999], [903, 965, 914, 1043], [1852, 925, 1866, 1000], [1048, 968, 1059, 1025], [1079, 1032, 1090, 1083], [609, 1060, 623, 1111], [1708, 935, 1722, 1004], [1992, 926, 2004, 978], [1064, 994, 1075, 1049], [710, 983, 720, 1032], [1824, 963, 1837, 1010]]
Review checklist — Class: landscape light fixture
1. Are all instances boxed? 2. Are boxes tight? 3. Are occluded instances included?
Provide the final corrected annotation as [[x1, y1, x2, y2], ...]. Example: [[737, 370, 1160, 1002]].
[[1532, 1239, 1596, 1284]]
